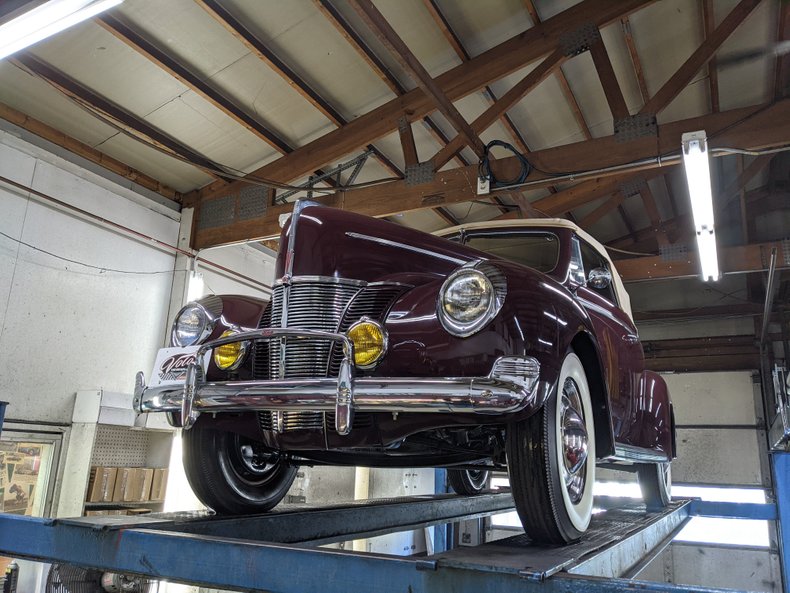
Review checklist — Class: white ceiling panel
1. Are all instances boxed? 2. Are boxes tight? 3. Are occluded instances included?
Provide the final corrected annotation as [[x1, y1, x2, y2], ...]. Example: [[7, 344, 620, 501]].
[[205, 52, 334, 148], [434, 0, 531, 58], [0, 62, 117, 148], [116, 0, 250, 80], [94, 132, 214, 192], [143, 89, 277, 173], [28, 21, 187, 118], [217, 0, 396, 122]]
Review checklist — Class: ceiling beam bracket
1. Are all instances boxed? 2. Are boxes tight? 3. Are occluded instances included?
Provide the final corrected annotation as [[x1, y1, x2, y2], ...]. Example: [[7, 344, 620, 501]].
[[619, 178, 647, 197], [658, 243, 690, 262], [559, 22, 600, 57], [614, 113, 657, 142], [405, 162, 436, 186]]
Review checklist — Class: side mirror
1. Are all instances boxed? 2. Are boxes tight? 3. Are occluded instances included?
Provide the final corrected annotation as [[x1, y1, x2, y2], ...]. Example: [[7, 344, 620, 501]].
[[588, 267, 612, 290]]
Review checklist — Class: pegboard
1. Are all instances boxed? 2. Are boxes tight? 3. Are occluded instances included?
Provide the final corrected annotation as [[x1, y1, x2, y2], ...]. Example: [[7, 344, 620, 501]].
[[90, 425, 150, 467]]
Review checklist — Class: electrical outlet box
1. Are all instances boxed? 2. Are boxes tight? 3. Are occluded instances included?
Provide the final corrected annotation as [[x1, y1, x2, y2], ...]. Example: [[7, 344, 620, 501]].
[[477, 175, 490, 195]]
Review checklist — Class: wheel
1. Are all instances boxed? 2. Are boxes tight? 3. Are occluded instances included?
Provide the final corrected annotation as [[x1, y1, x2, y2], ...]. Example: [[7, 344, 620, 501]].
[[182, 419, 297, 514], [506, 351, 596, 544], [637, 462, 671, 510], [447, 468, 490, 495]]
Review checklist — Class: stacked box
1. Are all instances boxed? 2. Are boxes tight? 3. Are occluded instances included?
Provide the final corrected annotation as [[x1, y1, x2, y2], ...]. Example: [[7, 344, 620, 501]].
[[112, 468, 138, 502], [150, 468, 169, 501], [86, 467, 118, 502]]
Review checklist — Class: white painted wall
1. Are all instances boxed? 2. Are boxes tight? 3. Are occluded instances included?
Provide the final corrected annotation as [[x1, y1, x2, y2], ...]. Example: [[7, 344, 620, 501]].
[[0, 130, 179, 424]]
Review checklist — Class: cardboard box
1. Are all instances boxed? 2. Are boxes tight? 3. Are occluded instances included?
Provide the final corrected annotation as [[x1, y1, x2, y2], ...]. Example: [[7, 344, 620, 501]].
[[133, 468, 154, 502], [112, 468, 138, 502], [86, 467, 118, 502], [150, 468, 168, 501]]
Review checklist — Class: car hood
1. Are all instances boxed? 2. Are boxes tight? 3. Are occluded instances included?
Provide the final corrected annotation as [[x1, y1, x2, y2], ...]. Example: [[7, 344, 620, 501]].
[[275, 203, 484, 283]]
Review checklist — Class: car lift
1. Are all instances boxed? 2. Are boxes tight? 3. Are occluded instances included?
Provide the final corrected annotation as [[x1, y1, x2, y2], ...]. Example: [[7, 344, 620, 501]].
[[0, 488, 778, 593], [0, 408, 784, 593]]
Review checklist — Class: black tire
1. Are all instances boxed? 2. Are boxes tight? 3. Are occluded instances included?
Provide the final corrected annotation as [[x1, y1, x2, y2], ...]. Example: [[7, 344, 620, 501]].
[[183, 420, 297, 514], [637, 462, 671, 510], [447, 468, 490, 495], [506, 351, 596, 544]]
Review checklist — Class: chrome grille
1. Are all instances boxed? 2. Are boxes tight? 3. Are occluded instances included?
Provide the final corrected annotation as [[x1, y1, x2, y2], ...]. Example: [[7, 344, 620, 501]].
[[254, 278, 406, 432]]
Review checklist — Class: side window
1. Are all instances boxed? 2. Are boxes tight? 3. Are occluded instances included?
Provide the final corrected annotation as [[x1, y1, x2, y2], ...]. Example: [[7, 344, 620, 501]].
[[569, 237, 586, 285], [579, 241, 618, 304]]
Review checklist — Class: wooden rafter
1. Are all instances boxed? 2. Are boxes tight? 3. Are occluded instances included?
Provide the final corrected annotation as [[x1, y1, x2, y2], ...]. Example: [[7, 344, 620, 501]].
[[617, 204, 639, 244], [397, 117, 419, 168], [609, 213, 692, 251], [422, 0, 531, 154], [618, 239, 790, 282], [639, 0, 761, 116], [0, 101, 181, 202], [578, 192, 624, 228], [430, 49, 566, 169], [716, 154, 775, 215], [663, 175, 680, 219], [192, 100, 790, 247], [312, 0, 468, 171], [775, 0, 790, 99], [198, 0, 655, 201], [96, 14, 293, 155], [620, 17, 650, 105], [349, 0, 485, 157], [523, 0, 592, 141], [195, 0, 402, 180], [639, 181, 669, 247], [11, 53, 225, 182], [589, 33, 630, 121], [702, 0, 720, 113]]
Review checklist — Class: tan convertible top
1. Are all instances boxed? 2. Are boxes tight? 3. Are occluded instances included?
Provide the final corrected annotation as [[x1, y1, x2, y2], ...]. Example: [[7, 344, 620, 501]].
[[435, 218, 634, 322]]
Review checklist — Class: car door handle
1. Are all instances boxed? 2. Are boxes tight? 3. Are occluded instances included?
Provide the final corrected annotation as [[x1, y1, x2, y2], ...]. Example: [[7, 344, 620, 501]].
[[622, 334, 639, 344]]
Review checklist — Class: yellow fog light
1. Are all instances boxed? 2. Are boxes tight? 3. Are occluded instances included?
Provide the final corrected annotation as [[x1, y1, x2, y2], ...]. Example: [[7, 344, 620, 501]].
[[213, 329, 248, 370], [347, 319, 387, 368]]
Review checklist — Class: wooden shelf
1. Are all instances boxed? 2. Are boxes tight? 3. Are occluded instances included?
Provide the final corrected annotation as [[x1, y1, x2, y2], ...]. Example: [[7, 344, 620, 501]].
[[84, 500, 164, 509]]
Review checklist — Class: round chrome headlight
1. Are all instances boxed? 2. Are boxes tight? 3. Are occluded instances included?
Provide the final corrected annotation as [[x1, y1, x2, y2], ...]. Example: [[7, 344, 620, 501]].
[[171, 303, 210, 347], [437, 264, 506, 337]]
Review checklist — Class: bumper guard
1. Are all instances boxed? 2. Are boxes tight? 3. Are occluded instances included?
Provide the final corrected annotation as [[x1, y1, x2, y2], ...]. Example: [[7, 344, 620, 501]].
[[134, 327, 540, 435]]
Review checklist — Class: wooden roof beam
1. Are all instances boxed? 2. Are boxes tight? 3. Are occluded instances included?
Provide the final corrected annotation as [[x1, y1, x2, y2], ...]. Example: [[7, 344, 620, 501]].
[[313, 0, 469, 171], [589, 32, 630, 121], [198, 0, 655, 201], [195, 0, 402, 179], [775, 0, 790, 99], [11, 53, 225, 182], [350, 0, 485, 157], [191, 100, 790, 247], [702, 0, 721, 113], [96, 13, 293, 155], [0, 101, 181, 202], [618, 239, 790, 282], [423, 0, 532, 155], [430, 49, 566, 169], [620, 17, 650, 105], [640, 0, 761, 116], [579, 193, 624, 228], [524, 0, 592, 141], [639, 182, 670, 246]]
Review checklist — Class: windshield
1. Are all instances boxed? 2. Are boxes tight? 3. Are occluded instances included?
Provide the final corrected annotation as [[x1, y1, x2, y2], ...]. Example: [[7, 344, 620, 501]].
[[463, 232, 559, 274]]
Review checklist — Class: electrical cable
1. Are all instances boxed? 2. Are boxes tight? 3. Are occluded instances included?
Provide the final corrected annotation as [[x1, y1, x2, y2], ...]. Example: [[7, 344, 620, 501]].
[[0, 229, 175, 275], [0, 174, 272, 291], [478, 140, 532, 188]]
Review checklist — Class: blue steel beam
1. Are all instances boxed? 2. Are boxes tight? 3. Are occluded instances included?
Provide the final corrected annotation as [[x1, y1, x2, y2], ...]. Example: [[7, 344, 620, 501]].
[[0, 514, 751, 593], [774, 452, 790, 593], [688, 500, 778, 520], [0, 401, 6, 437]]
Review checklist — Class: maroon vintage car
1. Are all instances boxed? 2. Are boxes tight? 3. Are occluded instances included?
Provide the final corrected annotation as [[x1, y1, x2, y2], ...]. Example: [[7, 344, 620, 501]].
[[135, 201, 675, 544]]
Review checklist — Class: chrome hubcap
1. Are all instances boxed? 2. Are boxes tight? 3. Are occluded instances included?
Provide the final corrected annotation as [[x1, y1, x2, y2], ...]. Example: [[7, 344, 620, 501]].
[[560, 377, 588, 504]]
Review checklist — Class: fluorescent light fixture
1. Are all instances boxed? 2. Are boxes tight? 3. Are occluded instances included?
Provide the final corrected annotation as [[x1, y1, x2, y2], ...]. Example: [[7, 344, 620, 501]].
[[186, 271, 205, 302], [0, 0, 123, 61], [681, 130, 720, 282]]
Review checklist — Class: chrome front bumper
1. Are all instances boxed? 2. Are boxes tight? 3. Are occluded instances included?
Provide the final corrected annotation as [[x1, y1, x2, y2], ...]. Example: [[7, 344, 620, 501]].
[[134, 327, 540, 435]]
